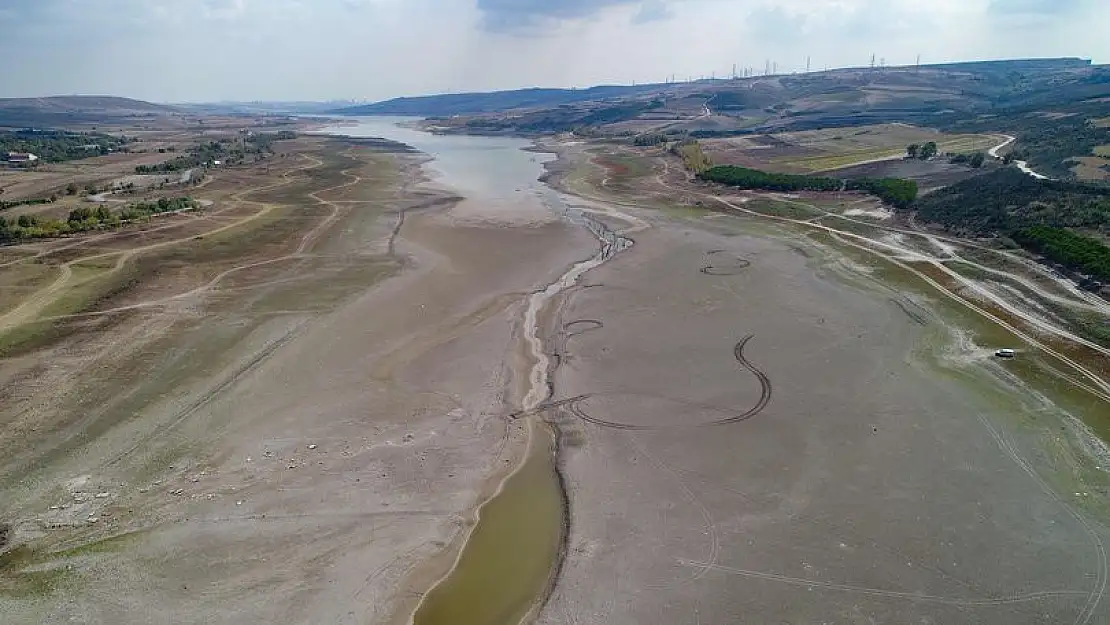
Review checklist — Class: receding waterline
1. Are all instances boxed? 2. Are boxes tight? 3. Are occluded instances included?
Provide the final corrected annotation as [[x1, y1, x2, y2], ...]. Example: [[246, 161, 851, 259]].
[[412, 422, 564, 625]]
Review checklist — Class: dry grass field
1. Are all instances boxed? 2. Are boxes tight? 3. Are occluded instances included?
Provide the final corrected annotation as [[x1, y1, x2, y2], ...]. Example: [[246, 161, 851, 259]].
[[700, 123, 1001, 173]]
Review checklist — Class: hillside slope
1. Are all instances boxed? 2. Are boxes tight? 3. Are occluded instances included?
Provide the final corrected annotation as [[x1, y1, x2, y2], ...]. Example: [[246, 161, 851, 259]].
[[332, 84, 668, 116], [0, 96, 178, 126]]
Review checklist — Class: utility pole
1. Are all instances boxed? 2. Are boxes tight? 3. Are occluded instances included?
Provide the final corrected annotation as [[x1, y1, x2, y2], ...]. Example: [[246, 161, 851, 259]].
[[732, 63, 737, 80], [806, 56, 811, 73], [765, 59, 770, 76], [870, 53, 876, 69], [772, 61, 777, 75], [916, 54, 921, 69]]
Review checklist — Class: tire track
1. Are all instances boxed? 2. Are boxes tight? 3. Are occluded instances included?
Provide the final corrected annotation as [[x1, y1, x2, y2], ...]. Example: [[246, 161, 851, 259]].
[[568, 334, 772, 431], [975, 413, 1108, 624], [678, 560, 1088, 607], [700, 250, 752, 276]]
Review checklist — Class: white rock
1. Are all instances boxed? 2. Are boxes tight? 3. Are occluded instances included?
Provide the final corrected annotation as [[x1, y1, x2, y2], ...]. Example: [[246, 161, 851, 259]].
[[307, 444, 318, 450], [95, 492, 110, 499]]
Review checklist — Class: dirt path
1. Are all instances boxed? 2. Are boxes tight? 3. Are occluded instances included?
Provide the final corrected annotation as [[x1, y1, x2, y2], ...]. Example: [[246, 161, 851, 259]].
[[708, 194, 1110, 400], [0, 154, 323, 334], [988, 134, 1050, 180]]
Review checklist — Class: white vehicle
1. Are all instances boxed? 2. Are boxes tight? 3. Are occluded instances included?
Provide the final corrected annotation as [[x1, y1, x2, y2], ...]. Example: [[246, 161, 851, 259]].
[[995, 349, 1016, 359]]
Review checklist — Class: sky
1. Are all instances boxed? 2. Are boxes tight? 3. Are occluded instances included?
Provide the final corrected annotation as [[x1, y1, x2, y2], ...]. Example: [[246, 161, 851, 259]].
[[1, 0, 1107, 103]]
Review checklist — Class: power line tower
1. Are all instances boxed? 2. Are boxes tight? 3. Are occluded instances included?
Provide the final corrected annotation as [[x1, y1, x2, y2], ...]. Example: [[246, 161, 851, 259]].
[[732, 63, 738, 80]]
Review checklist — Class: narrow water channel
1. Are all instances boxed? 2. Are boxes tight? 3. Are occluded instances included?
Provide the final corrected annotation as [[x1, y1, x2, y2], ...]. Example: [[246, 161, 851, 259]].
[[318, 118, 632, 625]]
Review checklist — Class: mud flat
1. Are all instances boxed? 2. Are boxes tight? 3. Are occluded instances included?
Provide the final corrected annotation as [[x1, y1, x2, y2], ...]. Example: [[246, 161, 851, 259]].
[[0, 122, 596, 623], [534, 192, 1110, 623]]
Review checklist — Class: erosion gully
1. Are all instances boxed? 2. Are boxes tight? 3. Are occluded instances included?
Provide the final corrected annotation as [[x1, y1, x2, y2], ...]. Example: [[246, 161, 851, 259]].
[[318, 118, 633, 625]]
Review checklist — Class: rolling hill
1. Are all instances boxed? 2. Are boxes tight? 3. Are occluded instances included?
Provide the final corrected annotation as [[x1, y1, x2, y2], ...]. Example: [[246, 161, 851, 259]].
[[331, 84, 671, 116], [0, 96, 178, 126]]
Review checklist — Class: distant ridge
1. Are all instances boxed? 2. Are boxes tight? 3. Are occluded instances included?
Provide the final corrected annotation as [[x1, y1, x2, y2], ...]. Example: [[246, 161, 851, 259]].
[[332, 57, 1099, 118], [0, 96, 177, 126], [330, 84, 668, 116]]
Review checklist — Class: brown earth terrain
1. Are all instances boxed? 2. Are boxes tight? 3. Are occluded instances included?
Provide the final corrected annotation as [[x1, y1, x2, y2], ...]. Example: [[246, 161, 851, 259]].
[[2, 111, 1110, 625], [528, 137, 1110, 624], [0, 123, 598, 623]]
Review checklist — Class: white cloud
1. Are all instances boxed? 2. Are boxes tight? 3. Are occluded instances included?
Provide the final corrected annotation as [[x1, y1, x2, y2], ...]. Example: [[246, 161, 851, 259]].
[[0, 0, 1105, 102]]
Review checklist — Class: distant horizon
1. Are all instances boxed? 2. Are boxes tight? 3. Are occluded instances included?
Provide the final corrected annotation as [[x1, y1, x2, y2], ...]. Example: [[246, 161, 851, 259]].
[[3, 0, 1108, 102], [5, 55, 1100, 107]]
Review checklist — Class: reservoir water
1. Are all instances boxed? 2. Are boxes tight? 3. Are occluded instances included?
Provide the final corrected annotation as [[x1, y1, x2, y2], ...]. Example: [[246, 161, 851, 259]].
[[318, 117, 572, 625]]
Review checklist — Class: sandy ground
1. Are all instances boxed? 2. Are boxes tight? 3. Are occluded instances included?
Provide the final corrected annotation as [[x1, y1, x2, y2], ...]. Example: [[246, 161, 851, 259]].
[[534, 207, 1110, 624], [0, 138, 597, 623], [5, 125, 1110, 625], [528, 140, 1110, 623]]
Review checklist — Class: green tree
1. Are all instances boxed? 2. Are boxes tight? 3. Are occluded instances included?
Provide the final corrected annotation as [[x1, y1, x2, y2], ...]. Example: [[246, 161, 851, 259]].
[[65, 183, 79, 195], [969, 152, 986, 169], [68, 207, 93, 222], [17, 214, 36, 228], [906, 144, 920, 159], [920, 142, 939, 160]]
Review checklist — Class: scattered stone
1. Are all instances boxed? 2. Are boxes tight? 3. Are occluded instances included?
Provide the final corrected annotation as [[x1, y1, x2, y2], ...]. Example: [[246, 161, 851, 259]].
[[236, 501, 244, 506], [95, 492, 110, 499], [170, 488, 185, 496], [206, 494, 214, 500], [307, 444, 318, 450], [87, 517, 99, 524]]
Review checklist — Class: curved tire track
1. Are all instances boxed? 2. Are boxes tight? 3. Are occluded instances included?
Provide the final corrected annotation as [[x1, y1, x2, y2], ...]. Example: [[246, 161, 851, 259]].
[[569, 334, 772, 431], [700, 250, 752, 276]]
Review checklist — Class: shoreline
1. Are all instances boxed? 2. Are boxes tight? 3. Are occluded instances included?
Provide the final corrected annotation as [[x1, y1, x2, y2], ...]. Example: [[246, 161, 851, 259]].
[[397, 135, 636, 625]]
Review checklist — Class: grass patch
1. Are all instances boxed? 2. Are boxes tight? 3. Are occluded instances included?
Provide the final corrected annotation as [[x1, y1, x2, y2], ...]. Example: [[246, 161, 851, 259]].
[[745, 199, 823, 220], [0, 547, 72, 599]]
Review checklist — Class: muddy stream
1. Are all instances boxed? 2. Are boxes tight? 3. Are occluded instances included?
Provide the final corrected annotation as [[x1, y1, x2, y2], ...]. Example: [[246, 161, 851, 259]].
[[319, 118, 633, 625]]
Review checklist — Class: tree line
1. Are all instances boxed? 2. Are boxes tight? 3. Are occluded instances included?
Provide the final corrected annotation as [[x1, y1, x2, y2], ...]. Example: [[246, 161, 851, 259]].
[[0, 197, 197, 242], [135, 132, 294, 174], [0, 129, 130, 164], [1013, 226, 1110, 281], [698, 165, 918, 209]]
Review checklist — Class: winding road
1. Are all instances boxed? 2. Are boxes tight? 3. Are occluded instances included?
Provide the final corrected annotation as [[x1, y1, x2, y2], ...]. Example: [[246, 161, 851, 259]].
[[988, 135, 1050, 180]]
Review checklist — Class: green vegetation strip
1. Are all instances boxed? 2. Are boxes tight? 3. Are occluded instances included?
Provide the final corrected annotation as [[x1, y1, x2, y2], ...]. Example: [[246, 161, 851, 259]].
[[1014, 226, 1110, 281], [700, 165, 917, 208], [0, 197, 197, 242], [135, 132, 295, 174], [0, 129, 129, 164], [414, 425, 564, 625]]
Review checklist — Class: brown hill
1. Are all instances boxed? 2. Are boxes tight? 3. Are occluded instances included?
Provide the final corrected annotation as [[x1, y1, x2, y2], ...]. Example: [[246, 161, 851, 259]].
[[0, 96, 179, 126]]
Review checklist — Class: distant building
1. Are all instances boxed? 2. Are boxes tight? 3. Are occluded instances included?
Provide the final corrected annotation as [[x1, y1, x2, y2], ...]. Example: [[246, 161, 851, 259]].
[[6, 152, 39, 164]]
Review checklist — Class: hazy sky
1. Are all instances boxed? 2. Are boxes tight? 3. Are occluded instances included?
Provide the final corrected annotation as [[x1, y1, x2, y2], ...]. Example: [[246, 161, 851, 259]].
[[1, 0, 1107, 103]]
